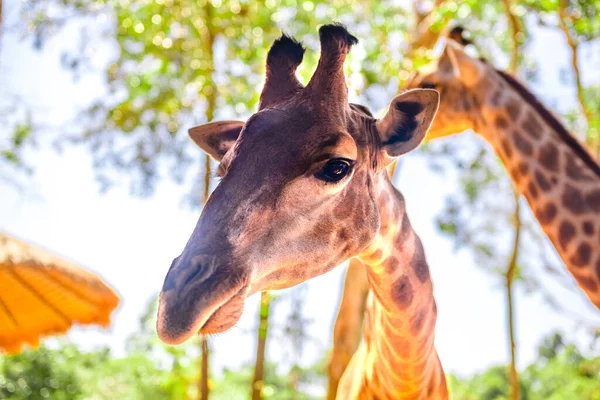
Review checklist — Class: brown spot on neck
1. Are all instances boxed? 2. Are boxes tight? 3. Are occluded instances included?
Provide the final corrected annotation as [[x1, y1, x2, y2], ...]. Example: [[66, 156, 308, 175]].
[[562, 185, 587, 215], [511, 161, 530, 183], [534, 170, 552, 192], [383, 255, 400, 274], [537, 203, 557, 225], [411, 238, 430, 283], [518, 161, 529, 175], [495, 115, 509, 129], [505, 98, 522, 121], [501, 138, 513, 160], [391, 275, 414, 310], [410, 307, 427, 334], [527, 182, 539, 199], [513, 131, 534, 155], [586, 190, 600, 212], [491, 90, 502, 106], [538, 141, 560, 172], [570, 242, 592, 267], [522, 112, 543, 139], [578, 276, 598, 292], [582, 221, 595, 236], [565, 155, 594, 182], [558, 221, 576, 251], [399, 211, 411, 240]]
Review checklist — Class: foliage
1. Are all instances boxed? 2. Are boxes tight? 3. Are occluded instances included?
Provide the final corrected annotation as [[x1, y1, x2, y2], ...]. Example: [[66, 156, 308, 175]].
[[0, 98, 35, 189], [448, 332, 600, 400], [77, 0, 416, 195], [7, 0, 600, 190], [3, 0, 513, 194], [0, 293, 326, 399], [0, 344, 83, 400], [0, 330, 596, 399]]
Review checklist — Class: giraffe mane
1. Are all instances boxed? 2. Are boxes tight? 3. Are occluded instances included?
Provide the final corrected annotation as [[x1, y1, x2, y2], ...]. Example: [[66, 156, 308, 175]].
[[495, 68, 600, 178]]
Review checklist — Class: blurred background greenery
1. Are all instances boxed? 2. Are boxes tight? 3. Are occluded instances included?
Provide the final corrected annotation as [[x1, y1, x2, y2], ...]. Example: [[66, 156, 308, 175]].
[[1, 313, 598, 399], [1, 0, 600, 399]]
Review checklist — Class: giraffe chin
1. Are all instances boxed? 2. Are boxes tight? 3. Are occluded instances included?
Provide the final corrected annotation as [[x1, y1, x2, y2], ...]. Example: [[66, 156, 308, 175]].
[[197, 293, 245, 335], [157, 286, 246, 345]]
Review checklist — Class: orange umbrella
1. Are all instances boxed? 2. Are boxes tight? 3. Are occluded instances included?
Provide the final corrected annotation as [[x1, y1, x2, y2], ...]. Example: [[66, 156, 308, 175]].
[[0, 232, 120, 353]]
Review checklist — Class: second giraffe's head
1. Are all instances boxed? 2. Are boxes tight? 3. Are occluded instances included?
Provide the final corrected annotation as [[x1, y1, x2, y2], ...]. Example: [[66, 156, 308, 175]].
[[406, 38, 496, 139], [157, 24, 439, 345]]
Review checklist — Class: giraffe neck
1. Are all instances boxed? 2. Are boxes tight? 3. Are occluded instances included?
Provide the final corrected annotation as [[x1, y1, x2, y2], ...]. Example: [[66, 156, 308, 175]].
[[339, 173, 447, 399], [476, 71, 600, 308]]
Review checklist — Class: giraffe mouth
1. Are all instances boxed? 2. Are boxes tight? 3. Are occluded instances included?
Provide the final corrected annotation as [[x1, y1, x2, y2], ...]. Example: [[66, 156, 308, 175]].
[[157, 283, 247, 345], [197, 290, 245, 335]]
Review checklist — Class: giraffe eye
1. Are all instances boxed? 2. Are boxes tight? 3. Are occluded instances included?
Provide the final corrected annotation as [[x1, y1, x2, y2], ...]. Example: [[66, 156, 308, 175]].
[[421, 81, 437, 89], [316, 159, 353, 183]]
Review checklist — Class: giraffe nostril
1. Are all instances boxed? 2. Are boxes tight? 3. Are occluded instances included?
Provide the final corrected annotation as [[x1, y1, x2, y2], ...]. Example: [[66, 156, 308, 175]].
[[162, 255, 205, 292], [182, 265, 203, 288], [162, 257, 182, 291]]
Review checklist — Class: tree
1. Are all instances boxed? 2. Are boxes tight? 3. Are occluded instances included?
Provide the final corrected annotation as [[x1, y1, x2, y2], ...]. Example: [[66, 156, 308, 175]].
[[448, 332, 600, 400], [251, 292, 271, 400], [0, 344, 83, 400]]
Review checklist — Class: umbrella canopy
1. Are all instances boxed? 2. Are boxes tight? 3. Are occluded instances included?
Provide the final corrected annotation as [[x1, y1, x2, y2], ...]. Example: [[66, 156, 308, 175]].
[[0, 232, 120, 353]]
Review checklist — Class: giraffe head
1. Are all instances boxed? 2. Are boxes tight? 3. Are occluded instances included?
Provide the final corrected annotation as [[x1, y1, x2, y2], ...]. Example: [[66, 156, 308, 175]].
[[157, 24, 439, 345], [406, 39, 492, 139]]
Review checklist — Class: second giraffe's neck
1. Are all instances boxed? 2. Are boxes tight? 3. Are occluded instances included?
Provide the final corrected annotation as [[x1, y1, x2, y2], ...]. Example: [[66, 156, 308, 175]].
[[339, 173, 447, 399], [477, 71, 600, 308]]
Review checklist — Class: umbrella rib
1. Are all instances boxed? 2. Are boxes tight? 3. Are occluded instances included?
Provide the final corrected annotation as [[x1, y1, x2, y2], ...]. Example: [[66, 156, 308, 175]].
[[7, 268, 72, 325], [0, 292, 19, 328], [37, 267, 104, 308]]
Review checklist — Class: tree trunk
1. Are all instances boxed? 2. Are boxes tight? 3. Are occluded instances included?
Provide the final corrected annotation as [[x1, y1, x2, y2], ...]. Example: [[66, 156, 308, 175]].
[[506, 192, 521, 400], [197, 3, 215, 398], [198, 338, 209, 399], [501, 13, 522, 398], [252, 291, 271, 400]]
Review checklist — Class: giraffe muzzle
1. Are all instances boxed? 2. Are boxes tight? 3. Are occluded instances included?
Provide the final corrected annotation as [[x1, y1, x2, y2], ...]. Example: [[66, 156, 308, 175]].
[[157, 254, 249, 344]]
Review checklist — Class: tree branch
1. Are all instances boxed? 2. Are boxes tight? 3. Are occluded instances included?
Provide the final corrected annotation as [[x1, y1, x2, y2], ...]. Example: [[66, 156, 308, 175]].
[[501, 0, 521, 73], [506, 190, 521, 400], [198, 4, 215, 399], [498, 7, 522, 396], [252, 291, 271, 400], [409, 0, 447, 53], [557, 1, 596, 152], [397, 0, 448, 93], [199, 338, 209, 399]]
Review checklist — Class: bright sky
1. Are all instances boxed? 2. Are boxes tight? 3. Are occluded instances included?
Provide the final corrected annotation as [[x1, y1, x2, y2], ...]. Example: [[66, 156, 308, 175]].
[[1, 5, 599, 387]]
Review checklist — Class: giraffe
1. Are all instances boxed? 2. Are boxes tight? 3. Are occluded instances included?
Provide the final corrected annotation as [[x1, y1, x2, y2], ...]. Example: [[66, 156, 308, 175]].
[[327, 258, 370, 400], [406, 39, 600, 309], [157, 24, 448, 398]]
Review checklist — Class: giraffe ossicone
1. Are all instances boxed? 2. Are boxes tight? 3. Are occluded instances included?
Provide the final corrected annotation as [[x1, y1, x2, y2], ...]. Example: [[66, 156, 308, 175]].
[[158, 24, 448, 398]]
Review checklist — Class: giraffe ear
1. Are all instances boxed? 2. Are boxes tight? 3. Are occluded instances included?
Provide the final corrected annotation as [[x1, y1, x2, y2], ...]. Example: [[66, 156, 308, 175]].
[[376, 89, 439, 160], [188, 120, 245, 161]]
